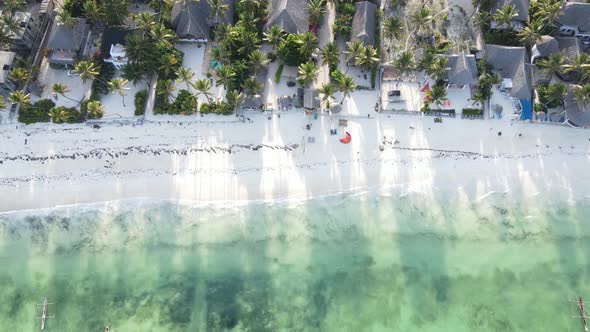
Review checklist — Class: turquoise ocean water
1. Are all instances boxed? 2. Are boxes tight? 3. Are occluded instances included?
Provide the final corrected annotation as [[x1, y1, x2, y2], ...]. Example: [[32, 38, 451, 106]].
[[1, 192, 590, 331]]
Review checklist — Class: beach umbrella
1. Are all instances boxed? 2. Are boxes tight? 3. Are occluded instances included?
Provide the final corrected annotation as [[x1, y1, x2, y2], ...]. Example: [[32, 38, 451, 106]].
[[330, 104, 342, 113], [340, 132, 352, 144], [493, 104, 503, 115]]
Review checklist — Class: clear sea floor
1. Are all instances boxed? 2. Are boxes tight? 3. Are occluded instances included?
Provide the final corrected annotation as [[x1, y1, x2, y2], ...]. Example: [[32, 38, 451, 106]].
[[0, 192, 589, 331]]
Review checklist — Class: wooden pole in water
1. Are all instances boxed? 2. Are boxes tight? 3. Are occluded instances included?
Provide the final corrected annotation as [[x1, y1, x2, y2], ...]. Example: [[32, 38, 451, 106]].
[[40, 298, 48, 330]]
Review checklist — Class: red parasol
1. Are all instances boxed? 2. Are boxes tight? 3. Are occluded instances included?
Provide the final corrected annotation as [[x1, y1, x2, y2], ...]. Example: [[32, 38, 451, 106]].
[[340, 132, 351, 144]]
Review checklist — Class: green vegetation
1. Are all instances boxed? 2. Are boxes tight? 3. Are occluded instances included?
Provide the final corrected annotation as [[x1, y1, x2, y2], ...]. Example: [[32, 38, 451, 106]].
[[538, 83, 567, 108], [484, 29, 520, 46], [90, 57, 116, 97], [17, 99, 54, 124], [462, 108, 483, 116], [49, 106, 82, 124], [134, 90, 148, 116], [173, 90, 198, 115], [334, 0, 356, 39], [276, 33, 318, 67], [474, 59, 501, 103], [200, 101, 233, 114]]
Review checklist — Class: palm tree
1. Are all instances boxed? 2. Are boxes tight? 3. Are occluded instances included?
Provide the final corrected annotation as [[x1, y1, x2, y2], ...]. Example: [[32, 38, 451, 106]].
[[83, 0, 103, 25], [3, 0, 27, 16], [297, 32, 319, 58], [425, 56, 449, 81], [336, 76, 357, 104], [211, 46, 231, 66], [101, 0, 130, 26], [121, 63, 145, 85], [242, 78, 263, 98], [192, 78, 213, 102], [156, 79, 176, 103], [237, 11, 259, 32], [134, 12, 155, 34], [248, 50, 270, 76], [383, 16, 402, 40], [108, 78, 130, 107], [355, 45, 380, 70], [518, 19, 543, 46], [412, 7, 433, 33], [124, 34, 150, 63], [1, 15, 22, 36], [48, 107, 69, 123], [536, 0, 561, 27], [175, 66, 195, 92], [214, 66, 235, 90], [8, 89, 30, 109], [225, 89, 244, 113], [542, 82, 567, 107], [318, 83, 336, 109], [426, 83, 448, 108], [309, 0, 326, 26], [158, 53, 179, 78], [74, 60, 100, 84], [86, 100, 104, 119], [582, 67, 590, 84], [297, 61, 320, 87], [8, 67, 31, 86], [51, 83, 79, 103], [208, 0, 229, 25], [0, 28, 12, 49], [238, 31, 260, 56], [395, 51, 415, 76], [474, 11, 492, 27], [573, 84, 590, 106], [493, 4, 518, 29], [344, 40, 364, 65], [563, 54, 590, 80], [537, 54, 564, 80], [150, 24, 176, 46], [320, 41, 340, 68], [263, 25, 286, 49], [57, 10, 74, 29]]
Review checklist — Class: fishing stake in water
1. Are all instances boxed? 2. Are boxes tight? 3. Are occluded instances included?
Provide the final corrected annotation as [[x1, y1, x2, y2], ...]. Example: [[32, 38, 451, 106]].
[[34, 297, 55, 330], [570, 296, 589, 332]]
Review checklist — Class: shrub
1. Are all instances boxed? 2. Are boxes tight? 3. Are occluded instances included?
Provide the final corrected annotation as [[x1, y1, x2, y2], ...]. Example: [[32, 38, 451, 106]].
[[286, 80, 296, 87], [18, 99, 54, 124], [462, 108, 483, 116], [484, 29, 521, 47], [173, 89, 198, 115], [134, 90, 148, 116], [200, 101, 233, 114], [79, 99, 89, 118], [48, 106, 83, 123], [277, 33, 311, 67], [91, 59, 116, 96]]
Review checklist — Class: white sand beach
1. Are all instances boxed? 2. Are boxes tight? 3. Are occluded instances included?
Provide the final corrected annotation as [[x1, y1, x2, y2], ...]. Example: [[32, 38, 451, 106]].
[[1, 112, 590, 212]]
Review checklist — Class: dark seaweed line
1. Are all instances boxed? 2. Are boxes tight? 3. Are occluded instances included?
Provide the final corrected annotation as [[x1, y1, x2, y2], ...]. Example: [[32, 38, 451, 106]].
[[0, 144, 300, 164]]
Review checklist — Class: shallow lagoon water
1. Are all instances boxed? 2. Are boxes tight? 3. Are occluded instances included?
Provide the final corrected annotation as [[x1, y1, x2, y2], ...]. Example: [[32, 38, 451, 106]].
[[1, 192, 590, 331]]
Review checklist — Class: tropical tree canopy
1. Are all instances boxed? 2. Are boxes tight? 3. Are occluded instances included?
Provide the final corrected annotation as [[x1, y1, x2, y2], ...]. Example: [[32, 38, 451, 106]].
[[493, 4, 518, 28], [297, 61, 320, 87]]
